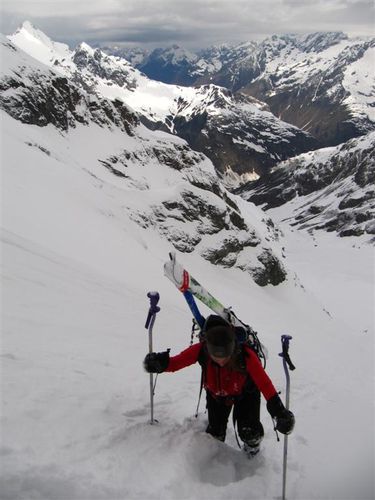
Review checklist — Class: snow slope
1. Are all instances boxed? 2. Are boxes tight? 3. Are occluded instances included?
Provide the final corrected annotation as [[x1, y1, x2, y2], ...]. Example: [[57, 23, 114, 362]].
[[1, 117, 374, 500]]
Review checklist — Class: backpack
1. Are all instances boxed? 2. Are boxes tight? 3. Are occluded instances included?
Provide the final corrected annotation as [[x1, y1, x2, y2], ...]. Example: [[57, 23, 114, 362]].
[[191, 314, 266, 367]]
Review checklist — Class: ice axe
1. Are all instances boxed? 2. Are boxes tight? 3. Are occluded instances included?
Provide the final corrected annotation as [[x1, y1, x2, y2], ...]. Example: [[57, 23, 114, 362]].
[[145, 291, 160, 424]]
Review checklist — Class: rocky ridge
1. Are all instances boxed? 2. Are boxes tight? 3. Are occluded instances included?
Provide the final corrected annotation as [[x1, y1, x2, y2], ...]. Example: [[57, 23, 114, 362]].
[[238, 132, 375, 239]]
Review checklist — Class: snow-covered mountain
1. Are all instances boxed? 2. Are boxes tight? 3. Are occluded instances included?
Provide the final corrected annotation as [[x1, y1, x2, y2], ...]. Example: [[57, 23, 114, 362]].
[[103, 45, 150, 67], [121, 32, 375, 147], [0, 36, 138, 133], [104, 42, 259, 87], [8, 22, 317, 180], [129, 45, 201, 86], [0, 33, 289, 285], [238, 33, 375, 147], [238, 132, 375, 239]]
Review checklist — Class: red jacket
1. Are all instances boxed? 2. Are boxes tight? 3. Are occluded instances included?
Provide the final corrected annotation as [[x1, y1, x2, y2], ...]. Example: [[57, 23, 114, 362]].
[[165, 342, 277, 400]]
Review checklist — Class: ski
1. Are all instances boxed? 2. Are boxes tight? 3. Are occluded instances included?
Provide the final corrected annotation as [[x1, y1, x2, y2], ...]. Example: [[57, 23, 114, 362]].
[[164, 252, 228, 318], [164, 252, 267, 363]]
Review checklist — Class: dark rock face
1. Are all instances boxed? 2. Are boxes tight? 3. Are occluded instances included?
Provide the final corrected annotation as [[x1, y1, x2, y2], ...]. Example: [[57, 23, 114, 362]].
[[72, 46, 137, 90], [137, 47, 199, 86], [258, 92, 366, 147], [251, 249, 287, 286], [1, 72, 81, 130], [202, 233, 259, 265]]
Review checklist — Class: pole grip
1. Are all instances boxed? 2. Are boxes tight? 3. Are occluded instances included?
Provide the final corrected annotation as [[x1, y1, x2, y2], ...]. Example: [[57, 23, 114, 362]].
[[279, 334, 296, 371], [145, 291, 160, 328]]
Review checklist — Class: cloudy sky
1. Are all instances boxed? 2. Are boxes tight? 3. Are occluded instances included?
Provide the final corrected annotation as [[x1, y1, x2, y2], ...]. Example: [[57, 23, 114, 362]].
[[1, 0, 374, 49]]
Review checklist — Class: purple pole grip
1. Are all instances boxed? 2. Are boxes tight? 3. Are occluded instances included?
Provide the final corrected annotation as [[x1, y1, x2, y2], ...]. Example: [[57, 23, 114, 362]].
[[145, 292, 160, 328]]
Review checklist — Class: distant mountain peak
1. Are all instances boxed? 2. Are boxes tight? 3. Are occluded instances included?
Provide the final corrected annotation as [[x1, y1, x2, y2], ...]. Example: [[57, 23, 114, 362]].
[[18, 20, 46, 38], [294, 31, 349, 52], [148, 45, 198, 65], [260, 31, 349, 54], [14, 20, 63, 50], [75, 41, 95, 54], [9, 20, 71, 66]]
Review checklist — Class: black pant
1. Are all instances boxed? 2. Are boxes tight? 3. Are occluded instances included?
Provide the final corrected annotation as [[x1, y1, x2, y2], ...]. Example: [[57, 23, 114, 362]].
[[205, 389, 264, 446]]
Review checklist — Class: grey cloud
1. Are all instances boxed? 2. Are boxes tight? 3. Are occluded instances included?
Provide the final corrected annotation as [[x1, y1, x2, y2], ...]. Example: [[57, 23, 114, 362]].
[[1, 0, 374, 49], [89, 27, 196, 45]]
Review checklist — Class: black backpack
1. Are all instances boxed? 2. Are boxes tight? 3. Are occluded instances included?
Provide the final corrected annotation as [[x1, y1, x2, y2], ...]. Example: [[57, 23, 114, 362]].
[[191, 314, 266, 367]]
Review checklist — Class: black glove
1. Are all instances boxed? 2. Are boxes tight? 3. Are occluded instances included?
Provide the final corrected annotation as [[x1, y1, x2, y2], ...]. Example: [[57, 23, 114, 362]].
[[143, 350, 170, 373], [267, 394, 295, 435]]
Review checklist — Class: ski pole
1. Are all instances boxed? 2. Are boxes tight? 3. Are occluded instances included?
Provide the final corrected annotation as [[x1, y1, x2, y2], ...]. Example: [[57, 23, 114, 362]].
[[279, 335, 296, 500], [145, 291, 160, 424]]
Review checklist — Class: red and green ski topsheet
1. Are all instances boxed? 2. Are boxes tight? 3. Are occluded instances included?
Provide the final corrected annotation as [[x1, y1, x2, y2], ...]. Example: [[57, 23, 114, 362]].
[[164, 251, 267, 357]]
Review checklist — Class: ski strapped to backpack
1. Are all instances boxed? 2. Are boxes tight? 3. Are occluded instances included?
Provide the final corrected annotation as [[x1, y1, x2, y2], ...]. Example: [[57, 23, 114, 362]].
[[164, 252, 266, 367]]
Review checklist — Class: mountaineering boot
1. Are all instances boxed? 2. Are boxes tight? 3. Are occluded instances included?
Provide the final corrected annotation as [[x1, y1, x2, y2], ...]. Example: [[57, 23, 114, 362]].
[[239, 423, 263, 458], [243, 442, 260, 458], [206, 424, 226, 442], [241, 429, 263, 459]]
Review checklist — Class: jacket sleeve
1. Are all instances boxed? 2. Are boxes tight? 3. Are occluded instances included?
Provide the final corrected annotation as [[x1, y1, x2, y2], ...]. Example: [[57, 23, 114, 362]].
[[165, 343, 202, 372], [244, 346, 278, 401]]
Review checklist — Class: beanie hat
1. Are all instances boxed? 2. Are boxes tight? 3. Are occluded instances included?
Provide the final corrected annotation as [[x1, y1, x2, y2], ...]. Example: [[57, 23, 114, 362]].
[[203, 314, 228, 331], [205, 323, 235, 358]]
